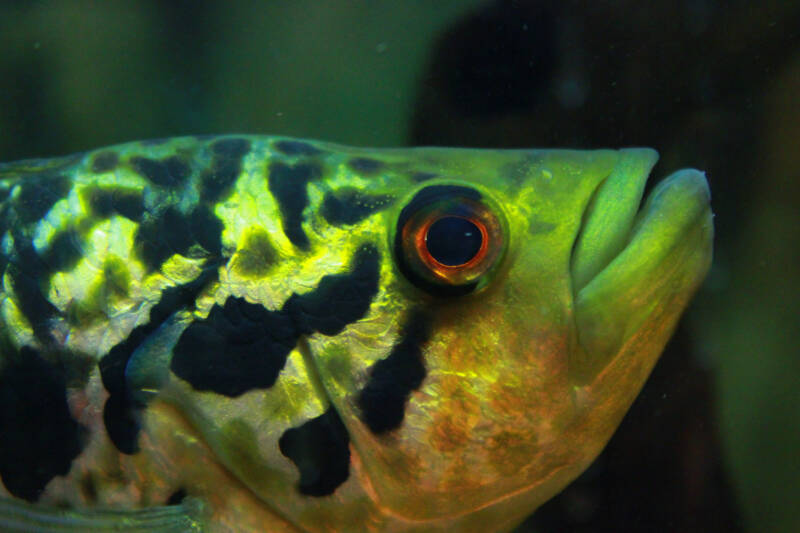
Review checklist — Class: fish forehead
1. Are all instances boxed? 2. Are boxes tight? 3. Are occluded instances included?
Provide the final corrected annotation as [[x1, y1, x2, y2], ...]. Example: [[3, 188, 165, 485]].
[[0, 135, 621, 530], [0, 136, 616, 357]]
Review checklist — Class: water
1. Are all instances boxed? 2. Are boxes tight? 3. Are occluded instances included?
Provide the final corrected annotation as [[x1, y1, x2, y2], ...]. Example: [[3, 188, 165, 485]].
[[0, 1, 798, 532]]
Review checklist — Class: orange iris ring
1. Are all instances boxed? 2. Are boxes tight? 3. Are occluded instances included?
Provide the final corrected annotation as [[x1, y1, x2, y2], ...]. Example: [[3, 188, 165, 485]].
[[421, 215, 489, 270], [406, 211, 496, 286]]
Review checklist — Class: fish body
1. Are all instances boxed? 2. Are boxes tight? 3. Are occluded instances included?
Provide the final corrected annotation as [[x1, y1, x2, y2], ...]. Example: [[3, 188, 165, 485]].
[[0, 136, 713, 532]]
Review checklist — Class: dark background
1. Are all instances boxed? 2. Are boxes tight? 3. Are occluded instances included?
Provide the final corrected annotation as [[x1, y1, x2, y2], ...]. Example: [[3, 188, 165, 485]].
[[0, 1, 797, 532]]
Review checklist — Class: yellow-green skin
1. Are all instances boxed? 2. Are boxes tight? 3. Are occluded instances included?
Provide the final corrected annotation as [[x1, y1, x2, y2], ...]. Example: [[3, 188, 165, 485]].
[[0, 136, 713, 532]]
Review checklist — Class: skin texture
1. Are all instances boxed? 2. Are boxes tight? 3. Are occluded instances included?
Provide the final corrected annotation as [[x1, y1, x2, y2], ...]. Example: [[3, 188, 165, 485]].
[[0, 136, 712, 532]]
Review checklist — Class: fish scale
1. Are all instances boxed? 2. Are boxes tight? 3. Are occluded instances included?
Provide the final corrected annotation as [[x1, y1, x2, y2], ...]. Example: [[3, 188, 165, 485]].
[[0, 136, 713, 532]]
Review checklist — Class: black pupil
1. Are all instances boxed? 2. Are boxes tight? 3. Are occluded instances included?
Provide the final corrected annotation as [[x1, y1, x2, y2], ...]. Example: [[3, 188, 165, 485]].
[[425, 216, 482, 266]]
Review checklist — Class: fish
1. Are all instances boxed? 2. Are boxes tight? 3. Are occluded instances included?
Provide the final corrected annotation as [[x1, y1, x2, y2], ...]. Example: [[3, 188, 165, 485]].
[[0, 136, 713, 532]]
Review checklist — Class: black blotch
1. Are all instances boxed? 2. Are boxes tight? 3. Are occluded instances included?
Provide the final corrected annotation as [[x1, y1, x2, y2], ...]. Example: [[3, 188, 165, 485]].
[[79, 473, 98, 503], [130, 156, 190, 187], [189, 205, 223, 258], [231, 229, 277, 277], [394, 185, 483, 297], [42, 229, 83, 272], [85, 187, 144, 222], [91, 151, 119, 174], [99, 266, 218, 454], [279, 408, 350, 496], [171, 297, 297, 397], [268, 162, 322, 250], [14, 175, 71, 224], [286, 245, 380, 336], [321, 188, 394, 226], [8, 232, 59, 342], [199, 138, 251, 202], [274, 140, 323, 156], [166, 488, 187, 505], [357, 312, 430, 434], [135, 205, 223, 271], [348, 157, 383, 174], [171, 245, 380, 396], [101, 393, 140, 455], [0, 347, 86, 502], [135, 207, 193, 271]]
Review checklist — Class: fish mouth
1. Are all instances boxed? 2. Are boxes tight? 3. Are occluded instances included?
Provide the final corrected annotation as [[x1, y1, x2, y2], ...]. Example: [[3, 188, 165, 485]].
[[569, 149, 714, 383]]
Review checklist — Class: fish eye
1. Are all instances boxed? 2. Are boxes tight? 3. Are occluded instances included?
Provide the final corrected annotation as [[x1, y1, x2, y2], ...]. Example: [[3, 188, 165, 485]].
[[394, 184, 505, 296]]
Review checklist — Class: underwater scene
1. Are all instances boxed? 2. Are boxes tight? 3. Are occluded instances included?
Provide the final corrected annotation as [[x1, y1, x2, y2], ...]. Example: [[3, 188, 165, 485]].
[[0, 1, 797, 532]]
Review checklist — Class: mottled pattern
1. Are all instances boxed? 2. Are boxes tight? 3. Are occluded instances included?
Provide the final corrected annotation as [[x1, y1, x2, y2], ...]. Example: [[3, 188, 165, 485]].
[[357, 312, 430, 433], [170, 245, 379, 396], [321, 188, 395, 226], [0, 136, 712, 533], [131, 155, 190, 188], [99, 267, 219, 453], [134, 205, 223, 271], [267, 161, 322, 249], [278, 407, 351, 496], [83, 186, 144, 221], [199, 138, 250, 202]]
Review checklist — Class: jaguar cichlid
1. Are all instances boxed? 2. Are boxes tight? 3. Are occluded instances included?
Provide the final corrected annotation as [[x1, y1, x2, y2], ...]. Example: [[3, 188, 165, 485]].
[[0, 136, 713, 532]]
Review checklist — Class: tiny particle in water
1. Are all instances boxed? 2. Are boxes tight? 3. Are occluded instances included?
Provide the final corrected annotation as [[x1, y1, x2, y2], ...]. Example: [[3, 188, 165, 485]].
[[375, 42, 388, 54]]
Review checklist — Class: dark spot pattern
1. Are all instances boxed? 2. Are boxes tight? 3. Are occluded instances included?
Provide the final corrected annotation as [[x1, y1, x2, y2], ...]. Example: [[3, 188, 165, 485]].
[[130, 156, 190, 188], [7, 231, 60, 342], [278, 407, 350, 496], [84, 186, 144, 221], [135, 205, 223, 272], [13, 175, 71, 224], [166, 488, 187, 505], [42, 228, 83, 273], [79, 472, 98, 503], [231, 228, 277, 277], [357, 312, 430, 434], [188, 205, 224, 258], [171, 245, 379, 397], [199, 138, 251, 202], [320, 188, 394, 226], [91, 151, 119, 174], [268, 161, 322, 249], [169, 296, 297, 397], [0, 347, 86, 501], [274, 140, 323, 156], [285, 245, 380, 336], [99, 266, 219, 454], [347, 157, 383, 174]]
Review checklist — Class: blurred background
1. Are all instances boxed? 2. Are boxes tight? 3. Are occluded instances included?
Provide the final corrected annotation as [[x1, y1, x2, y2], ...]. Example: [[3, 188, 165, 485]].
[[0, 1, 797, 532]]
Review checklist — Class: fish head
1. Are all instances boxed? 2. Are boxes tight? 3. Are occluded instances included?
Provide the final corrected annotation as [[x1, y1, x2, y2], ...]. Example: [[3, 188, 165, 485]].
[[129, 141, 712, 531], [316, 146, 714, 528]]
